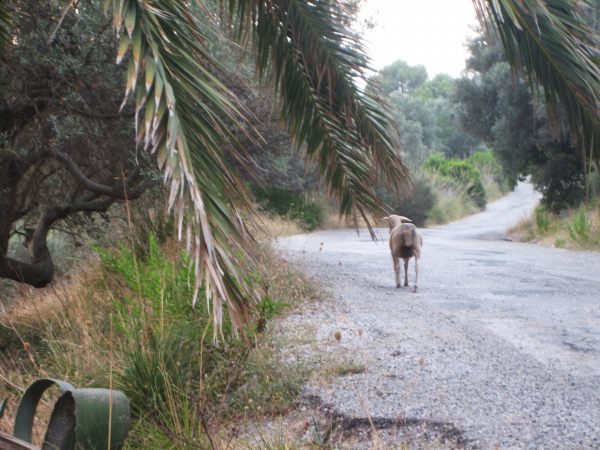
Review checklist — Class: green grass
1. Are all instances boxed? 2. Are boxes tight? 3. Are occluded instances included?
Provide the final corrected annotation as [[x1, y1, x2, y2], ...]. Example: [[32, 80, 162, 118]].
[[510, 202, 600, 250], [567, 206, 600, 245], [535, 206, 552, 233]]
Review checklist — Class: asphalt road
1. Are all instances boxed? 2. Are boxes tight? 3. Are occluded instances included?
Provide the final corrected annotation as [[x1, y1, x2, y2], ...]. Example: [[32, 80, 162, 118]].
[[277, 183, 600, 449]]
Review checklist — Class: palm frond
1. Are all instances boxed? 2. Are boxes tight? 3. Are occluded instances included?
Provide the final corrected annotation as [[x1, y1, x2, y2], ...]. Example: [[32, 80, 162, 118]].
[[0, 0, 11, 50], [110, 0, 410, 335], [227, 0, 411, 233], [109, 0, 257, 338], [474, 0, 600, 165]]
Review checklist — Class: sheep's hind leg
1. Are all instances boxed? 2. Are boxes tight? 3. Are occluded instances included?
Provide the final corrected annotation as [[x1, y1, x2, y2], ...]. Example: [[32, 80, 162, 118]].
[[403, 259, 409, 287], [413, 256, 419, 293], [394, 257, 400, 288]]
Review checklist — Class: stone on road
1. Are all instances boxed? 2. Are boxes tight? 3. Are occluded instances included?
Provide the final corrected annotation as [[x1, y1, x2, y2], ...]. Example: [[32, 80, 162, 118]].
[[277, 182, 600, 449]]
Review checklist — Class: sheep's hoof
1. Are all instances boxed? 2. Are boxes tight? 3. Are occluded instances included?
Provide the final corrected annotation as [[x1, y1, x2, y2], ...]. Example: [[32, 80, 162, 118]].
[[413, 286, 418, 293]]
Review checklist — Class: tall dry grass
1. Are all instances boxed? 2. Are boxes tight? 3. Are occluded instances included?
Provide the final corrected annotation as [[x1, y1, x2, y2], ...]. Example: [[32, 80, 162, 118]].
[[425, 172, 480, 225]]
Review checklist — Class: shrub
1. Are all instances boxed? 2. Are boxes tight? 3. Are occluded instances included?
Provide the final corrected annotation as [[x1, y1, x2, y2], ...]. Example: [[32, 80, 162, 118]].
[[469, 150, 511, 198], [253, 186, 323, 231], [378, 176, 435, 227], [253, 186, 302, 216], [534, 152, 586, 213], [534, 206, 552, 233], [424, 154, 486, 208], [567, 206, 600, 246], [97, 235, 248, 415]]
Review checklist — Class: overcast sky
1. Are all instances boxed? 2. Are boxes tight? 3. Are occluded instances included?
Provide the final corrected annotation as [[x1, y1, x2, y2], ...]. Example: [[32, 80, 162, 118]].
[[359, 0, 480, 78]]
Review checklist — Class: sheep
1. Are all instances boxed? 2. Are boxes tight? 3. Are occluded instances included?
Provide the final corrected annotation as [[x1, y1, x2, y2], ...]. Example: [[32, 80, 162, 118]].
[[384, 214, 423, 293]]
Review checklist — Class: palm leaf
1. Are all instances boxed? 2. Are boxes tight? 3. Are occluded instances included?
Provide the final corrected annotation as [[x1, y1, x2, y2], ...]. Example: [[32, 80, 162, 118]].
[[110, 0, 410, 335], [226, 0, 411, 233], [0, 0, 11, 50], [474, 0, 600, 166], [110, 0, 257, 338]]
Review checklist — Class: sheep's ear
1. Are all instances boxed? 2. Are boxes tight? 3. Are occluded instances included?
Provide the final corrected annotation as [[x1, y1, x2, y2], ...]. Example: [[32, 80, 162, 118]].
[[383, 216, 390, 223], [399, 216, 412, 223]]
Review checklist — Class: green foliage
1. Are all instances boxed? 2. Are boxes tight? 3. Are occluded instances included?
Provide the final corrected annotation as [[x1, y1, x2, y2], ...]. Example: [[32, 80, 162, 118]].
[[97, 235, 247, 417], [371, 60, 428, 95], [533, 146, 586, 213], [424, 154, 487, 208], [469, 150, 511, 197], [469, 150, 499, 169], [257, 296, 289, 322], [475, 0, 600, 169], [534, 206, 552, 233], [378, 151, 510, 226], [374, 60, 481, 169], [254, 186, 324, 231], [567, 207, 600, 245]]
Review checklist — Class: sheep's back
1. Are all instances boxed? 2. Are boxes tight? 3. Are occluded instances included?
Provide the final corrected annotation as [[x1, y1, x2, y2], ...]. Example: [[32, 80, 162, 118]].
[[390, 223, 420, 257]]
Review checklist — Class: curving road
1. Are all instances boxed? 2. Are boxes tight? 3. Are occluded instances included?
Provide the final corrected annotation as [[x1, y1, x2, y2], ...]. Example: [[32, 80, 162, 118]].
[[277, 182, 600, 449]]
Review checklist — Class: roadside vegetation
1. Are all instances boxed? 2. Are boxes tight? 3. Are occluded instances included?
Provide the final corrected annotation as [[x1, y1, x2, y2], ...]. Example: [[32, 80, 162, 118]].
[[0, 217, 321, 448], [510, 202, 600, 251]]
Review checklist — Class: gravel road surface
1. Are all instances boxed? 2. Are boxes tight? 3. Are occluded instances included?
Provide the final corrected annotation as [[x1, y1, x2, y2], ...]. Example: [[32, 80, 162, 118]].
[[276, 182, 600, 449]]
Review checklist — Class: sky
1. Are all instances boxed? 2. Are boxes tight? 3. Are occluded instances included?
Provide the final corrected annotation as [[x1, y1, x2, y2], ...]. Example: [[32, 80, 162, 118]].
[[359, 0, 480, 78]]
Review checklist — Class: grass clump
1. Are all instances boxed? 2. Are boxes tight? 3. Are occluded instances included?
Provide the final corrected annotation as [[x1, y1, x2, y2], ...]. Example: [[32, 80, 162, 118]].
[[329, 361, 367, 377], [568, 206, 600, 245], [535, 206, 552, 233], [510, 202, 600, 250]]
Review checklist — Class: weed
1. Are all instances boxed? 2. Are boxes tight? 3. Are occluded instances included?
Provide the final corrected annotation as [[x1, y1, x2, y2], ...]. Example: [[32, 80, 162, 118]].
[[330, 361, 367, 377], [568, 207, 590, 243]]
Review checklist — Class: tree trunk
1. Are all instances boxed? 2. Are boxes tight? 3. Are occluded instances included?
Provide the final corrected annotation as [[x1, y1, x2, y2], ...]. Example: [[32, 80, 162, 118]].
[[0, 253, 54, 288]]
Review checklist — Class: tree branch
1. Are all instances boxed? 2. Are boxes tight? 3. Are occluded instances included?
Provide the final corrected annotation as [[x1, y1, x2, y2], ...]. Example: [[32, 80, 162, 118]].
[[51, 149, 147, 199], [64, 106, 135, 120]]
